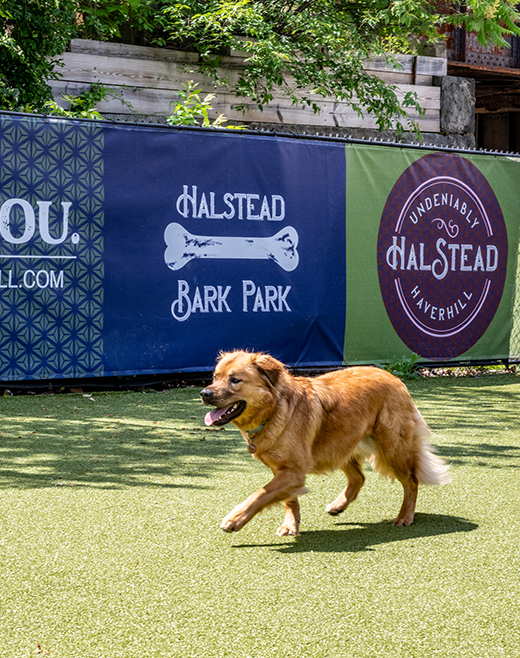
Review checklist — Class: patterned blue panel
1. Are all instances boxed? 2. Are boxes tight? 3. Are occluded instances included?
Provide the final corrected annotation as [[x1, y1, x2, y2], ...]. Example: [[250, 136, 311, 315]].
[[0, 116, 104, 380]]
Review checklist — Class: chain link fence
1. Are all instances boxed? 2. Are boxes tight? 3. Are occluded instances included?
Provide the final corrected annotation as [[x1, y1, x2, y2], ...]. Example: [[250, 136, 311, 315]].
[[511, 240, 520, 362]]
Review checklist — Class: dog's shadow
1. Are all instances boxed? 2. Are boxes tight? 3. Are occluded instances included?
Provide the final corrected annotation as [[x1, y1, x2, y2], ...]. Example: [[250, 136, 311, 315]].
[[232, 513, 478, 554]]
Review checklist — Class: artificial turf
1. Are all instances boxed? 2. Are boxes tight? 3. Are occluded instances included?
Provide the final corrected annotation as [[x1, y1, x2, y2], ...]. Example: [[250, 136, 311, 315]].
[[0, 374, 519, 657]]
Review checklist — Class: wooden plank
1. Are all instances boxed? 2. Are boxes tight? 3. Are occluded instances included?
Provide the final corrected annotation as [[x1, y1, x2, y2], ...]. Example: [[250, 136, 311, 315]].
[[58, 50, 440, 94], [70, 39, 199, 64], [58, 51, 263, 93], [49, 80, 174, 116], [56, 52, 211, 90], [50, 79, 439, 117], [364, 55, 414, 74], [385, 84, 440, 110], [265, 84, 440, 112], [416, 55, 447, 76], [49, 80, 439, 132], [69, 39, 449, 78], [363, 54, 447, 77], [362, 70, 433, 86], [220, 104, 439, 132], [221, 100, 439, 132]]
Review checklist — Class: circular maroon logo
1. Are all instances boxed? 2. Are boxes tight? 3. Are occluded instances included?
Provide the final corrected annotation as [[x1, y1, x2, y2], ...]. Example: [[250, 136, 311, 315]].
[[377, 153, 508, 360]]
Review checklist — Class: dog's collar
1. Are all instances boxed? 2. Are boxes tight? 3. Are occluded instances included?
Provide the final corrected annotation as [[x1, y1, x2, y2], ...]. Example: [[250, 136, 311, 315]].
[[245, 421, 268, 453]]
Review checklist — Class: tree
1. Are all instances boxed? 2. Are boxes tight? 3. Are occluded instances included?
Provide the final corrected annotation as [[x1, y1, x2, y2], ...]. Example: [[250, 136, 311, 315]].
[[160, 0, 520, 131], [0, 0, 78, 111]]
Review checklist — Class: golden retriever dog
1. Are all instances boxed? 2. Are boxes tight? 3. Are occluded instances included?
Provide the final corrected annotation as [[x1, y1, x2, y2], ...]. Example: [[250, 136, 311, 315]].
[[201, 350, 450, 536]]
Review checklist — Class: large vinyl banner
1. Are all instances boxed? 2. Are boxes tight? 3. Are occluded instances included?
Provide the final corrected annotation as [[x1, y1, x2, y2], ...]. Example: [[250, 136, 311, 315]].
[[0, 114, 346, 380], [0, 113, 519, 381]]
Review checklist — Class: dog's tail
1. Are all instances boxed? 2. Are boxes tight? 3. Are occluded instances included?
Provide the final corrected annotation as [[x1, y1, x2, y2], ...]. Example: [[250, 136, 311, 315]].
[[414, 411, 452, 486]]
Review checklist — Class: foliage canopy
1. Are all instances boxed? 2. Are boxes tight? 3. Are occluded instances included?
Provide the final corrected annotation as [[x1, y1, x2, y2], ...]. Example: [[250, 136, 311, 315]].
[[155, 0, 520, 129], [0, 0, 78, 111], [1, 1, 520, 129]]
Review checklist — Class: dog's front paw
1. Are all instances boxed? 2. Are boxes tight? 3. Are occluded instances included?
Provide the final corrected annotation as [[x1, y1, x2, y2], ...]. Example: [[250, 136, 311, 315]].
[[220, 519, 238, 533], [220, 511, 247, 533]]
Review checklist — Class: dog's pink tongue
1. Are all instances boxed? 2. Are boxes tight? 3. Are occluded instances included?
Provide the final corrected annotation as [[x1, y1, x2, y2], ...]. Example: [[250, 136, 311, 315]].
[[204, 407, 229, 426]]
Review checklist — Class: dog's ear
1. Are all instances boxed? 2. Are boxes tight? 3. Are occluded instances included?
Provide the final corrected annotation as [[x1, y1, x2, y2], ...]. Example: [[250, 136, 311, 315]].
[[253, 353, 283, 388]]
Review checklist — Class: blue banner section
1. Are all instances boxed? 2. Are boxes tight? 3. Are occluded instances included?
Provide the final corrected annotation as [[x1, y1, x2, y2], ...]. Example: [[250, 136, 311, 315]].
[[0, 116, 104, 381], [0, 115, 347, 380]]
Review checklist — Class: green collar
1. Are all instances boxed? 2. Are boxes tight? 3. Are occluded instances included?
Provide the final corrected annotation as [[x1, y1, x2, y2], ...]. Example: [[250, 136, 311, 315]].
[[245, 420, 268, 453]]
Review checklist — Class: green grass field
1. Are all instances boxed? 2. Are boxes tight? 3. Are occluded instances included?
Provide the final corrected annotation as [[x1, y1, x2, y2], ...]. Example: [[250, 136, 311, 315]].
[[1, 374, 519, 657]]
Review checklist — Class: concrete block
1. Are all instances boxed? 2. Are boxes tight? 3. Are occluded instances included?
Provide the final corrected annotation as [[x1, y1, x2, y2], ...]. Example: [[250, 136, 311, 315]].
[[440, 76, 475, 135]]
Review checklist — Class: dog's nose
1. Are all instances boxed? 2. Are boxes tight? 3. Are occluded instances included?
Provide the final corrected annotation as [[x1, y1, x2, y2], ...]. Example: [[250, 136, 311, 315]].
[[200, 388, 214, 404]]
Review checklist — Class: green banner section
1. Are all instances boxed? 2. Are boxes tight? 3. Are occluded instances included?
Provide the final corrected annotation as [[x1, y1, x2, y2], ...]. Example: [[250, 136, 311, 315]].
[[344, 144, 520, 365]]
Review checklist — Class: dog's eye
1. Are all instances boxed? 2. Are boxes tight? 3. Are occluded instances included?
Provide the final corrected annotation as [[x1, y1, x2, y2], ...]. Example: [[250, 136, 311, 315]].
[[230, 377, 241, 385]]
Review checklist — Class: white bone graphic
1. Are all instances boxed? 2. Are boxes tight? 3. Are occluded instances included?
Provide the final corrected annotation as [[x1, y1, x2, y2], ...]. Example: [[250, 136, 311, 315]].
[[164, 223, 299, 272]]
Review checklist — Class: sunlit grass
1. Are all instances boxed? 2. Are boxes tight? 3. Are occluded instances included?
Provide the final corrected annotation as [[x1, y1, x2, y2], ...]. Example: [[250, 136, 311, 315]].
[[0, 375, 519, 657]]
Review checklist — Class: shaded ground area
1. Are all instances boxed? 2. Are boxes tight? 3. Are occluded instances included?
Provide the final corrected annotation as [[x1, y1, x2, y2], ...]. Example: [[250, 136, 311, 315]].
[[0, 374, 519, 657], [0, 388, 241, 489]]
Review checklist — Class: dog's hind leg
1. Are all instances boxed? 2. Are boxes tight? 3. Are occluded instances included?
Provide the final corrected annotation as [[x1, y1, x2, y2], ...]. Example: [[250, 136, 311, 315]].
[[374, 420, 421, 526], [326, 457, 365, 516], [276, 498, 301, 536], [393, 471, 419, 526]]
